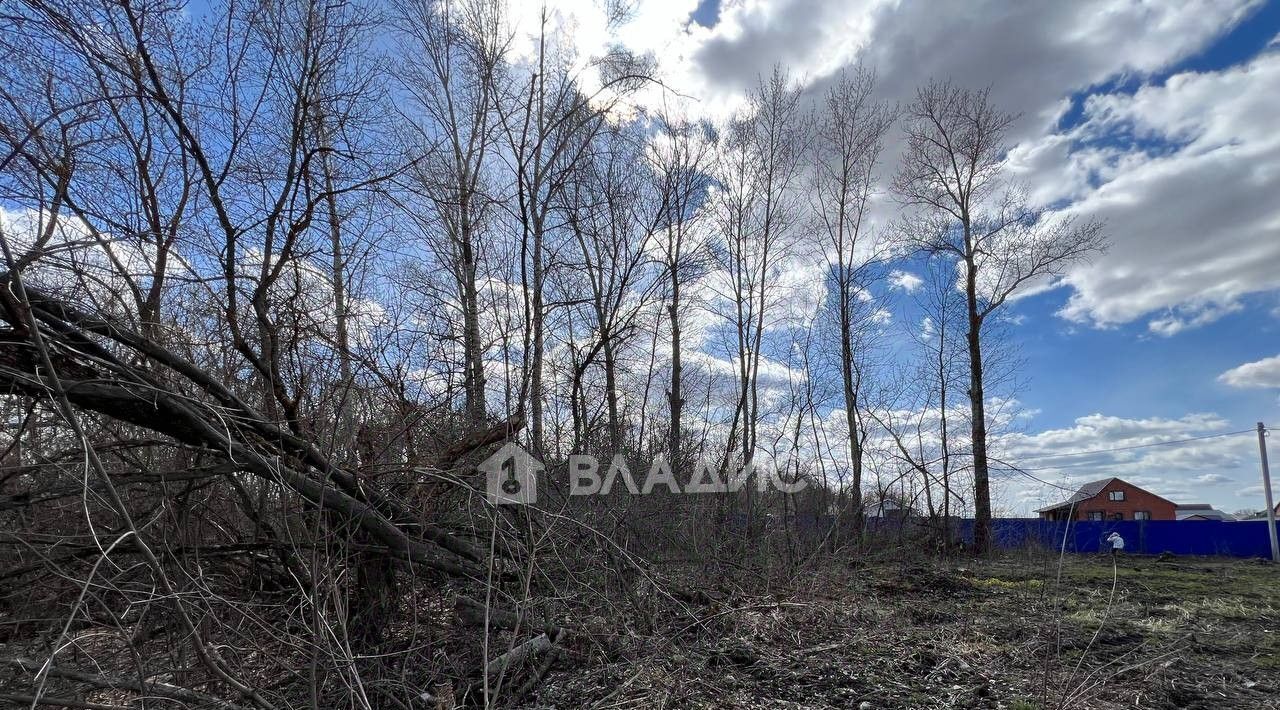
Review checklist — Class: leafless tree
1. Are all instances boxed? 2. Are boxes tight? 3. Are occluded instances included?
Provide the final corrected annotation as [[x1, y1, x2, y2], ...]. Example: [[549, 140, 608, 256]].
[[561, 124, 660, 453], [810, 66, 894, 522], [495, 8, 651, 454], [648, 113, 714, 466], [871, 256, 970, 550], [395, 0, 507, 425], [709, 68, 807, 489], [892, 80, 1105, 552]]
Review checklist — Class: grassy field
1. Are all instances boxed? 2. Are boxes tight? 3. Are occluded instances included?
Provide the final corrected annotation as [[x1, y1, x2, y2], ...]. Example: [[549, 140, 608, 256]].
[[531, 553, 1280, 709]]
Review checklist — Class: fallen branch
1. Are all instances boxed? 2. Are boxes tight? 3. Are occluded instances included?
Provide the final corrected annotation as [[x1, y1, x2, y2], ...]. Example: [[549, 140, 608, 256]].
[[435, 413, 525, 470], [455, 595, 565, 635], [0, 334, 482, 580], [2, 279, 490, 566], [2, 656, 252, 710], [485, 631, 558, 677], [0, 692, 128, 710]]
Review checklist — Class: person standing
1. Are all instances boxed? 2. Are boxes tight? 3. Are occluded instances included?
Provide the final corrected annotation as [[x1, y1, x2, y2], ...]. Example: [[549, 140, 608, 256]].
[[1105, 532, 1125, 558]]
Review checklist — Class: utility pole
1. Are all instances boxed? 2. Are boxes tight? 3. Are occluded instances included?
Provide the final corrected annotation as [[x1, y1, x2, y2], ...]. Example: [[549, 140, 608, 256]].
[[1259, 422, 1279, 563]]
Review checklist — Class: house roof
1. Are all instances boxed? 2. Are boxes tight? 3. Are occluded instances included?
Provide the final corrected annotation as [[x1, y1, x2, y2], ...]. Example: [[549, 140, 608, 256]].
[[1175, 506, 1235, 521], [1035, 477, 1179, 513], [1035, 478, 1117, 513], [1178, 513, 1234, 521]]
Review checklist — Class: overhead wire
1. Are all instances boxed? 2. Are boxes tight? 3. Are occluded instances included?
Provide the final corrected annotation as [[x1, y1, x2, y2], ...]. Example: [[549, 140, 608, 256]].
[[989, 426, 1266, 492], [1007, 427, 1257, 462]]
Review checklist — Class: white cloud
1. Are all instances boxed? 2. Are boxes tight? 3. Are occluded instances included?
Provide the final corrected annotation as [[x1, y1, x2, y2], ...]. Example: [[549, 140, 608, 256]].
[[693, 0, 1256, 129], [1050, 51, 1280, 332], [510, 0, 1276, 337], [525, 0, 1258, 130], [1148, 302, 1245, 337], [1218, 354, 1280, 389], [993, 412, 1267, 512], [887, 269, 922, 293]]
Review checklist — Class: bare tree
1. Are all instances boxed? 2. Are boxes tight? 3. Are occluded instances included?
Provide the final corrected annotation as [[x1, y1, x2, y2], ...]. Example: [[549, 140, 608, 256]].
[[395, 0, 507, 425], [871, 256, 969, 550], [710, 68, 807, 481], [892, 80, 1105, 552], [561, 124, 660, 453], [496, 8, 650, 453], [811, 66, 894, 522], [648, 113, 714, 466]]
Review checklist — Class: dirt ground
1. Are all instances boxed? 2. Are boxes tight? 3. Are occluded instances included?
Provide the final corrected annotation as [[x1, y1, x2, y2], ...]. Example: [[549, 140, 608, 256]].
[[529, 553, 1280, 709]]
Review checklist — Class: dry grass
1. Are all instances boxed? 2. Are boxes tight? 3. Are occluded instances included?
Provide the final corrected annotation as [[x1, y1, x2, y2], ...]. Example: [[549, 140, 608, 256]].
[[528, 554, 1280, 709]]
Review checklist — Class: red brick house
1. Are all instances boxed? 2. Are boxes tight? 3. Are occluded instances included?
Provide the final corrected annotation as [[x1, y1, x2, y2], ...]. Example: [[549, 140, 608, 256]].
[[1036, 477, 1178, 521]]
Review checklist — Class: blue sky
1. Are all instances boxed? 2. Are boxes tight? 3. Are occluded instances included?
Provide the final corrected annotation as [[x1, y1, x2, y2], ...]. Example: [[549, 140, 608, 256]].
[[1007, 291, 1279, 431], [649, 0, 1280, 513], [690, 0, 722, 28], [978, 5, 1280, 438], [7, 0, 1278, 516], [151, 0, 1280, 513]]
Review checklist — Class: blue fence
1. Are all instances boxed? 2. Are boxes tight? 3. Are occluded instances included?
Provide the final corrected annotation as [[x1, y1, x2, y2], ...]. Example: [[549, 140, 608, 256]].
[[956, 518, 1280, 558]]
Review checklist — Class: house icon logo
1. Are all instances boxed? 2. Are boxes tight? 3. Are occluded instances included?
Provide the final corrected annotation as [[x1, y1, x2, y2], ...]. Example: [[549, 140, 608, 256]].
[[480, 442, 541, 505]]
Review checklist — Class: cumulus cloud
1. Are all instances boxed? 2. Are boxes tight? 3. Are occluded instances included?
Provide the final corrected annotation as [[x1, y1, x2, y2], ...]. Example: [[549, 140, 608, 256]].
[[1218, 354, 1280, 389], [683, 2, 1270, 339], [693, 0, 1255, 130], [513, 0, 1274, 337], [887, 269, 922, 293], [994, 412, 1264, 512], [1049, 51, 1280, 333]]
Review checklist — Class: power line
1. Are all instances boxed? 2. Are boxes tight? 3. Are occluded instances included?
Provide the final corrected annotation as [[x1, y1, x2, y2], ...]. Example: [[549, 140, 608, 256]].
[[989, 426, 1272, 511], [998, 454, 1237, 474], [1006, 427, 1256, 463], [990, 458, 1079, 492]]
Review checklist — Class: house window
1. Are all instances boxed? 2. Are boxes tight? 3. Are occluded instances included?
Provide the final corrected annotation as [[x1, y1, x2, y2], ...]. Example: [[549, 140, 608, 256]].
[[1087, 511, 1104, 521], [1108, 490, 1125, 501], [1110, 513, 1123, 521], [1134, 511, 1151, 521]]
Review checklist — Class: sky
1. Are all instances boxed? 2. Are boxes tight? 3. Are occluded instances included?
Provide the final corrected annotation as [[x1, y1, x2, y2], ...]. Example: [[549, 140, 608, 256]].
[[7, 0, 1278, 517], [518, 0, 1280, 515]]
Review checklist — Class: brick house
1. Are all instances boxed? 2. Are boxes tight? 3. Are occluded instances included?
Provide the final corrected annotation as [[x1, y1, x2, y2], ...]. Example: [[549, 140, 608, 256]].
[[1036, 477, 1177, 521]]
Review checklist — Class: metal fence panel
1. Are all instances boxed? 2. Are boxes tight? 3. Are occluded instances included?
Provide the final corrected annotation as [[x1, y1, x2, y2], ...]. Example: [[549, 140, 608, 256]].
[[957, 519, 1280, 558]]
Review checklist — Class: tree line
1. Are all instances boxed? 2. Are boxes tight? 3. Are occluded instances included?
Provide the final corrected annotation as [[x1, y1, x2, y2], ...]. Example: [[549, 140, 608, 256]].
[[0, 0, 1103, 706]]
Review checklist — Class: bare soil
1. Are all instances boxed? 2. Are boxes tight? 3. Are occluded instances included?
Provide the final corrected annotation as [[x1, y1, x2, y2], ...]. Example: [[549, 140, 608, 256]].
[[529, 553, 1280, 709]]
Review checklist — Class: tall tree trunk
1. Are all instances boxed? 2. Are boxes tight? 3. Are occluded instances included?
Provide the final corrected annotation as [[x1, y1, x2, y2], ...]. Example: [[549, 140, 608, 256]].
[[667, 295, 683, 465], [964, 249, 992, 553], [839, 274, 863, 522], [320, 118, 354, 453], [602, 332, 622, 453], [939, 319, 952, 551], [530, 215, 545, 454], [460, 199, 486, 424]]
